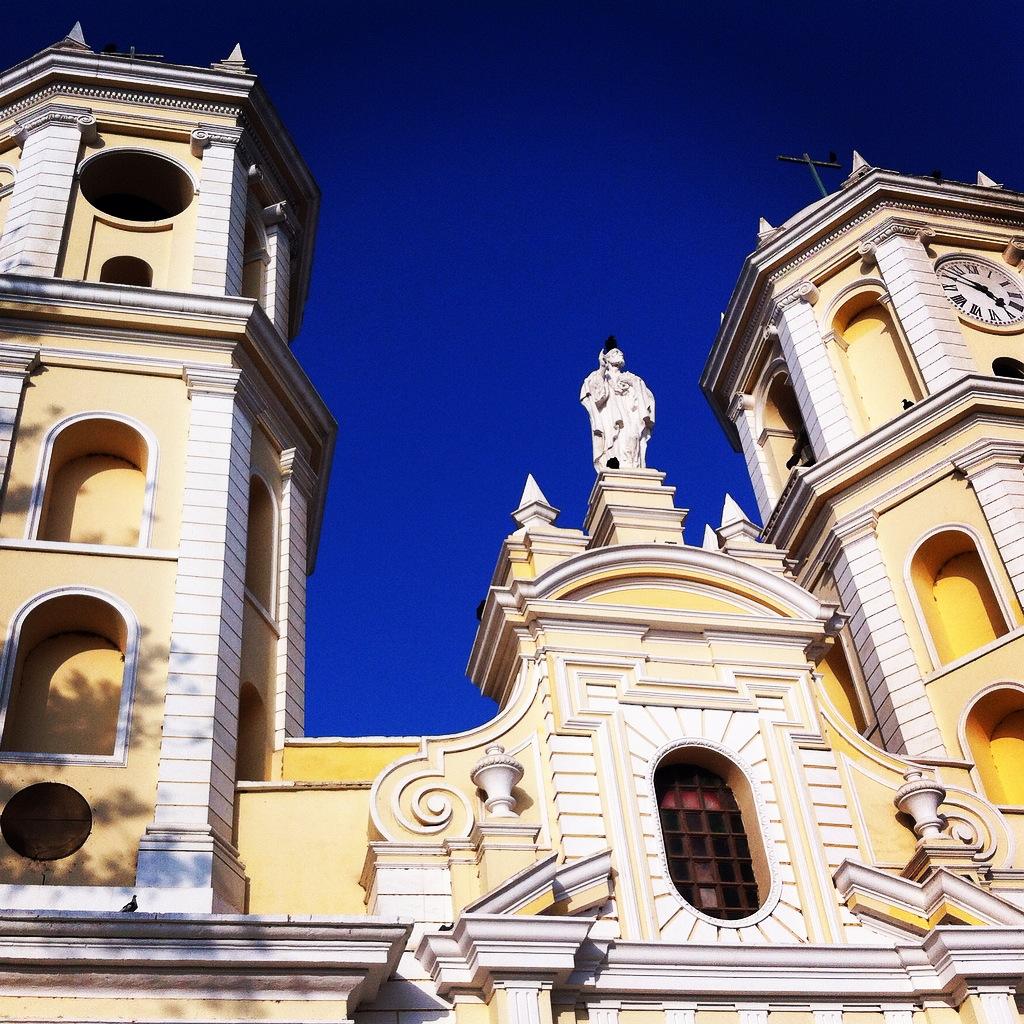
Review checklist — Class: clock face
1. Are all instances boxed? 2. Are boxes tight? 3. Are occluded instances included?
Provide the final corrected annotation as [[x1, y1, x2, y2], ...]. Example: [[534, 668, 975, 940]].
[[935, 255, 1024, 327]]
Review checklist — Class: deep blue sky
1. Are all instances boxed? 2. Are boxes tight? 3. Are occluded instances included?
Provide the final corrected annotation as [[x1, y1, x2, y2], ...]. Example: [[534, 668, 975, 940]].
[[4, 4, 1017, 737]]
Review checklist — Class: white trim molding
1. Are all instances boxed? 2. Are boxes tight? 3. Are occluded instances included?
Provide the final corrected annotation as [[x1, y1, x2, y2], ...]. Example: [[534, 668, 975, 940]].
[[24, 409, 159, 547], [0, 585, 141, 765], [0, 909, 409, 1018]]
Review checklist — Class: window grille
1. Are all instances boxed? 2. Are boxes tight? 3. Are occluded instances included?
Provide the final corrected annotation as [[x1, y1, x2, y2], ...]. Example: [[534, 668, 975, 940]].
[[656, 763, 759, 920]]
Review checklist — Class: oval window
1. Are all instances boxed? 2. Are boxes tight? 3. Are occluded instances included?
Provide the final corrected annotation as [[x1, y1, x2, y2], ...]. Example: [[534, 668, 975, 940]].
[[1, 782, 92, 860], [656, 761, 762, 920], [80, 150, 193, 221]]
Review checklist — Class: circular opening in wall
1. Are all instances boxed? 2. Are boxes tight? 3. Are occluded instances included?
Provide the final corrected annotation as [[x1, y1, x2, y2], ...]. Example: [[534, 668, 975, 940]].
[[993, 357, 1024, 380], [80, 150, 193, 221], [0, 783, 92, 860]]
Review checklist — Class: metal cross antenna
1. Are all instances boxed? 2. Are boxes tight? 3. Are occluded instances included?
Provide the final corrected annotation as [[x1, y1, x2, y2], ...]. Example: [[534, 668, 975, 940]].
[[777, 151, 842, 198]]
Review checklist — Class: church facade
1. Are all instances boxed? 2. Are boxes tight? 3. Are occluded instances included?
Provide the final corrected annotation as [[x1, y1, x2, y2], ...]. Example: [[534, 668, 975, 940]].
[[0, 25, 1021, 1024]]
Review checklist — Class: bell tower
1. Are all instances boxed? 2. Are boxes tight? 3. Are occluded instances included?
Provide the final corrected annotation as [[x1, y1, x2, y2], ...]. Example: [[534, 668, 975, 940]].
[[0, 25, 334, 911], [704, 157, 1024, 780]]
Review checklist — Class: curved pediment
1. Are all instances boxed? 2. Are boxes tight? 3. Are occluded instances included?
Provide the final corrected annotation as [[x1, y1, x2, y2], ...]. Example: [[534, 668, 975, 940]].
[[531, 544, 825, 622]]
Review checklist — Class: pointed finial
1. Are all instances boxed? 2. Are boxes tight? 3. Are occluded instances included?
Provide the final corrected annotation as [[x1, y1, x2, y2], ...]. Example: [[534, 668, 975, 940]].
[[977, 170, 1002, 188], [56, 21, 91, 50], [512, 474, 559, 530], [758, 216, 774, 233], [519, 473, 548, 508], [841, 150, 872, 189], [702, 524, 719, 551], [212, 42, 250, 73], [720, 493, 749, 528]]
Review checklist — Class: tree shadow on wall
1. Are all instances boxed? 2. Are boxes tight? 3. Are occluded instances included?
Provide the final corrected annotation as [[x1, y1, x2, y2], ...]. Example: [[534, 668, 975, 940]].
[[0, 625, 182, 892]]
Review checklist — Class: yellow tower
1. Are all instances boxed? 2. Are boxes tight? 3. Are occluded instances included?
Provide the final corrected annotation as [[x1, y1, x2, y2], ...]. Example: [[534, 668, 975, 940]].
[[704, 156, 1024, 803], [0, 24, 334, 912]]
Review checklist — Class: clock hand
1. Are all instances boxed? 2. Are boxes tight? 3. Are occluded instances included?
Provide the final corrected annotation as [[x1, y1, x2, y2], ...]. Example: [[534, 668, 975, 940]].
[[950, 275, 1001, 302]]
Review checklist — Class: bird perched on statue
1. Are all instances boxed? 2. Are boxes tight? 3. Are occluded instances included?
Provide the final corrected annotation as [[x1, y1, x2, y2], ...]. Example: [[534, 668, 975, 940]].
[[120, 895, 138, 912]]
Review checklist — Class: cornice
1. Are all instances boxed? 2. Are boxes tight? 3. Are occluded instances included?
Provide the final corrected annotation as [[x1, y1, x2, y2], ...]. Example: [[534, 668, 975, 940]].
[[0, 49, 254, 124], [468, 542, 834, 700], [0, 343, 39, 376], [0, 82, 240, 125], [950, 437, 1024, 479], [582, 929, 1024, 1001], [764, 375, 1024, 551], [416, 912, 595, 998], [0, 909, 410, 1010]]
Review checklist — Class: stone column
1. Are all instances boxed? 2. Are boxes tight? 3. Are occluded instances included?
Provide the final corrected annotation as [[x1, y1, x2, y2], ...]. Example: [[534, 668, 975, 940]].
[[955, 441, 1024, 606], [262, 202, 293, 336], [0, 345, 39, 502], [136, 366, 252, 912], [823, 512, 945, 757], [274, 447, 314, 746], [868, 222, 974, 393], [0, 104, 94, 276], [775, 284, 858, 459], [190, 125, 248, 296], [729, 392, 775, 521]]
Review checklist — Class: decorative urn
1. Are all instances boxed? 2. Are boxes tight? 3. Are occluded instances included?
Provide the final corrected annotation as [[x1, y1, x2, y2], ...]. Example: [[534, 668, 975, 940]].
[[893, 769, 947, 839], [470, 744, 524, 818]]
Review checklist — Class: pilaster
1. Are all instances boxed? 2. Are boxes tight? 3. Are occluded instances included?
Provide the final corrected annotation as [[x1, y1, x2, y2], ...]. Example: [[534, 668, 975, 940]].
[[961, 989, 1019, 1024], [136, 365, 252, 911], [728, 392, 775, 520], [275, 447, 313, 746], [190, 125, 248, 296], [0, 345, 39, 503], [583, 468, 687, 547], [0, 104, 93, 276], [262, 201, 293, 336], [867, 222, 975, 392], [774, 284, 858, 458], [494, 982, 554, 1024], [822, 511, 945, 757], [954, 440, 1024, 606]]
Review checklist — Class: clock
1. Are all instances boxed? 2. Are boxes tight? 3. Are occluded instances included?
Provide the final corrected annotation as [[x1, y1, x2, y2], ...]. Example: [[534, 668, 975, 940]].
[[935, 254, 1024, 327]]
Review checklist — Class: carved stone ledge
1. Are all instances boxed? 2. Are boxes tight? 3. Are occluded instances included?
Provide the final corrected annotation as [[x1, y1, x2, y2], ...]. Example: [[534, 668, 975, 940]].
[[13, 103, 96, 146], [191, 123, 244, 156]]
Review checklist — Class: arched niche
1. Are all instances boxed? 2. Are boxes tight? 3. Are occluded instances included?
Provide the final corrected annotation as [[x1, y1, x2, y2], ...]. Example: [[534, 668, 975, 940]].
[[244, 475, 278, 612], [963, 686, 1024, 805], [31, 414, 156, 547], [100, 255, 153, 287], [651, 740, 778, 927], [235, 682, 269, 782], [757, 366, 813, 497], [0, 591, 137, 760], [817, 641, 868, 733], [908, 528, 1010, 667], [832, 292, 922, 432], [241, 207, 268, 304]]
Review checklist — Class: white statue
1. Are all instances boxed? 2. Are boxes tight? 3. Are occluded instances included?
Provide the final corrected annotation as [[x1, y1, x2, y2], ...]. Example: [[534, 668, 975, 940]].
[[580, 338, 655, 471]]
